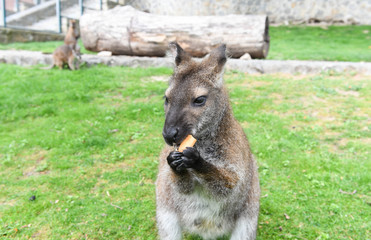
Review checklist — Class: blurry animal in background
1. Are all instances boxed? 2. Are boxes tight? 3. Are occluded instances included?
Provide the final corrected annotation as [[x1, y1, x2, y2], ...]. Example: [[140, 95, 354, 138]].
[[64, 19, 80, 50], [43, 44, 81, 70], [43, 19, 82, 70]]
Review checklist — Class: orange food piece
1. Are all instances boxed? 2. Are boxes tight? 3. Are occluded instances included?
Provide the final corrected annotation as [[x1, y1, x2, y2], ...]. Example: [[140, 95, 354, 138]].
[[178, 135, 197, 152]]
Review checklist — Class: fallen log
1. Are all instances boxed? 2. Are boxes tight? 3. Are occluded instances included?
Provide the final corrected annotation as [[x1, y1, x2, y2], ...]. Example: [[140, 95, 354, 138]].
[[80, 6, 270, 58]]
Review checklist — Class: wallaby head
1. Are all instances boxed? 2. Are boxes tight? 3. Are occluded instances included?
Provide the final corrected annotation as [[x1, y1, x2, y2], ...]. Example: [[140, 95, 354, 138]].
[[69, 19, 79, 39], [163, 42, 230, 146]]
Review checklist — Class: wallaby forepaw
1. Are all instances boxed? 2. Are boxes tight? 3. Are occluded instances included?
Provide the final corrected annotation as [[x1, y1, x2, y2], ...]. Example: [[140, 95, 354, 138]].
[[167, 151, 187, 173], [181, 147, 203, 170]]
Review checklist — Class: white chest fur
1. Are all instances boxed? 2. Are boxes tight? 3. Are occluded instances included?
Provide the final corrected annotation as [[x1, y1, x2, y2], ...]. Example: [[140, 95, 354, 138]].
[[178, 189, 234, 239]]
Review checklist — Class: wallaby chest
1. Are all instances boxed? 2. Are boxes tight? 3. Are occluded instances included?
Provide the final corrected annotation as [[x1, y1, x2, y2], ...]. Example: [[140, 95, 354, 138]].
[[177, 186, 234, 239]]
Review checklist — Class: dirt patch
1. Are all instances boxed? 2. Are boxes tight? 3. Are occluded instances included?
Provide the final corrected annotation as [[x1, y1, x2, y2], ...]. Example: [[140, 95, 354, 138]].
[[271, 93, 285, 105], [31, 225, 51, 239], [25, 150, 48, 162], [23, 167, 49, 178], [322, 131, 342, 139], [0, 198, 17, 207], [249, 80, 273, 88], [272, 73, 310, 81], [22, 150, 49, 178], [111, 93, 125, 100], [143, 75, 169, 82], [336, 88, 360, 97], [358, 137, 371, 145], [337, 138, 349, 147]]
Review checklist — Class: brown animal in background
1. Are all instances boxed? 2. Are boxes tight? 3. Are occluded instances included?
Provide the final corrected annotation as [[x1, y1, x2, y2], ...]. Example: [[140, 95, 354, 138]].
[[64, 19, 79, 49], [156, 42, 260, 240], [43, 44, 81, 70]]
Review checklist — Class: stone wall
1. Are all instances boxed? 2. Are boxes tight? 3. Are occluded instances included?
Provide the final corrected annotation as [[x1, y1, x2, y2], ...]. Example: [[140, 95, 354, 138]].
[[0, 27, 64, 43], [126, 0, 371, 25]]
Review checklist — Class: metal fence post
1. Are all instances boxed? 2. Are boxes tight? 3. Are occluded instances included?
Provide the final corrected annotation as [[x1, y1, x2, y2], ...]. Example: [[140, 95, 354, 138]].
[[1, 0, 6, 27], [79, 0, 83, 16], [99, 0, 102, 10], [15, 0, 19, 12], [56, 0, 61, 33]]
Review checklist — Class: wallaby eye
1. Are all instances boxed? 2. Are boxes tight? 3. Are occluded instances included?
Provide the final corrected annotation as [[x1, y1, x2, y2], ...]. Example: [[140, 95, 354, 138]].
[[193, 96, 207, 107], [164, 96, 169, 105]]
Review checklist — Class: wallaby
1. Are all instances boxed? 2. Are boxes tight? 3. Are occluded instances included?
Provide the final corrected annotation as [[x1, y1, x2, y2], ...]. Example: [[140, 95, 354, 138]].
[[156, 42, 260, 240], [64, 19, 79, 50], [43, 44, 81, 70]]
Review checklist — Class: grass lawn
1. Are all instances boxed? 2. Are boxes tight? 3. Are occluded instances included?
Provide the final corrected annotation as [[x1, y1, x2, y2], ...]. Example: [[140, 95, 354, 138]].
[[267, 25, 371, 62], [0, 25, 370, 62], [0, 39, 92, 55], [0, 64, 370, 239]]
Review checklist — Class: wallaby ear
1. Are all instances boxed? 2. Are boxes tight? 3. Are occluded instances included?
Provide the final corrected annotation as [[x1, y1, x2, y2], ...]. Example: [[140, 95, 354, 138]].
[[206, 44, 227, 73], [169, 42, 191, 66], [202, 44, 227, 87]]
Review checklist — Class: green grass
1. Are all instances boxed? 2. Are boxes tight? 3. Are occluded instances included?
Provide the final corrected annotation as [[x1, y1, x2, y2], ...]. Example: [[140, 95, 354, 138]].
[[1, 25, 370, 62], [0, 39, 93, 54], [267, 25, 371, 62], [0, 64, 370, 239]]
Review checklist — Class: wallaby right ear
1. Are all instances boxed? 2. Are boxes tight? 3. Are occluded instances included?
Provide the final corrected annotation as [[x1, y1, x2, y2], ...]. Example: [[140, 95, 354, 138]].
[[169, 42, 191, 66], [205, 44, 227, 73]]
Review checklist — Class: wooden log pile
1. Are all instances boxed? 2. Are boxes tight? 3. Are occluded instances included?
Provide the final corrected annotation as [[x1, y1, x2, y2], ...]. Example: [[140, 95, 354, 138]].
[[80, 6, 270, 58]]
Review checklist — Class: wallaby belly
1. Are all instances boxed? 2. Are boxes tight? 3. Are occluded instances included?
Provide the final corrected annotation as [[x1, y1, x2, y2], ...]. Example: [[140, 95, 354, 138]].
[[178, 190, 235, 239]]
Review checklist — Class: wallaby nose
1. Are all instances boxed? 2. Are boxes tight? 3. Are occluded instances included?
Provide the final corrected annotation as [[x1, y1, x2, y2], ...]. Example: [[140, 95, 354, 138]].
[[162, 127, 179, 145]]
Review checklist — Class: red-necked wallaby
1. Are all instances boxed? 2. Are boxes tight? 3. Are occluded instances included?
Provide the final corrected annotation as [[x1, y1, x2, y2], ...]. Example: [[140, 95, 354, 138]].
[[44, 44, 81, 70], [64, 19, 79, 49], [156, 43, 260, 240]]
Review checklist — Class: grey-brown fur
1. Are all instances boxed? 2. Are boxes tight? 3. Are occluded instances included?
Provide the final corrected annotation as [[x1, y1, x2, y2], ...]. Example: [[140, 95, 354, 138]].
[[156, 43, 260, 240], [64, 19, 80, 51], [43, 20, 81, 71], [43, 44, 81, 70]]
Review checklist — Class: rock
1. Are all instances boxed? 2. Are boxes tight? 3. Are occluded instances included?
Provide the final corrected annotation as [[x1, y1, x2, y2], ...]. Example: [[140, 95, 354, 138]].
[[97, 51, 113, 57], [240, 53, 252, 60]]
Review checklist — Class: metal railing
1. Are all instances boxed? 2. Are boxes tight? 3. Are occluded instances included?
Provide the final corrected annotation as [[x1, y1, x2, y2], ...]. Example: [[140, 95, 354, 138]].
[[1, 0, 104, 33], [78, 0, 102, 15], [1, 0, 44, 28], [1, 0, 7, 27]]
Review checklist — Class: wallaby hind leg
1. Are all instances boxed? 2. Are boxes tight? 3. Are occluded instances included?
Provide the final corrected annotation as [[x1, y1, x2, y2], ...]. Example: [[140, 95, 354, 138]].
[[156, 208, 182, 240], [54, 59, 63, 70], [230, 209, 259, 240]]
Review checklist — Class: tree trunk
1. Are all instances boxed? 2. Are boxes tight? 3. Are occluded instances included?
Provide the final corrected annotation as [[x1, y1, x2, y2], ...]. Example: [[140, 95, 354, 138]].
[[80, 6, 270, 58]]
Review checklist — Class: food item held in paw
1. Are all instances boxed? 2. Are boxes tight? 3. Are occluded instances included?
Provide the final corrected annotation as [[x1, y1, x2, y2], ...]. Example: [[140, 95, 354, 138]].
[[178, 135, 197, 152]]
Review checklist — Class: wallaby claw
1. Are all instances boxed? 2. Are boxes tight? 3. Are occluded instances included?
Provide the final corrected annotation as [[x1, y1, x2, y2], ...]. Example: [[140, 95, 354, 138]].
[[167, 148, 204, 172], [167, 151, 186, 173], [182, 147, 200, 160], [181, 147, 204, 170]]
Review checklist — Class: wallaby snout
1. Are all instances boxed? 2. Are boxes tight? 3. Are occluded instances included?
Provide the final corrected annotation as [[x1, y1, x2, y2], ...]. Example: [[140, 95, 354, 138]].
[[162, 110, 190, 146], [162, 126, 179, 145]]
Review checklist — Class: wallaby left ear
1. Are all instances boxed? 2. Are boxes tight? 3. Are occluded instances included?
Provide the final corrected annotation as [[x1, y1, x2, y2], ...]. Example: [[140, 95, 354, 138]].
[[206, 44, 227, 72], [169, 42, 191, 66]]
